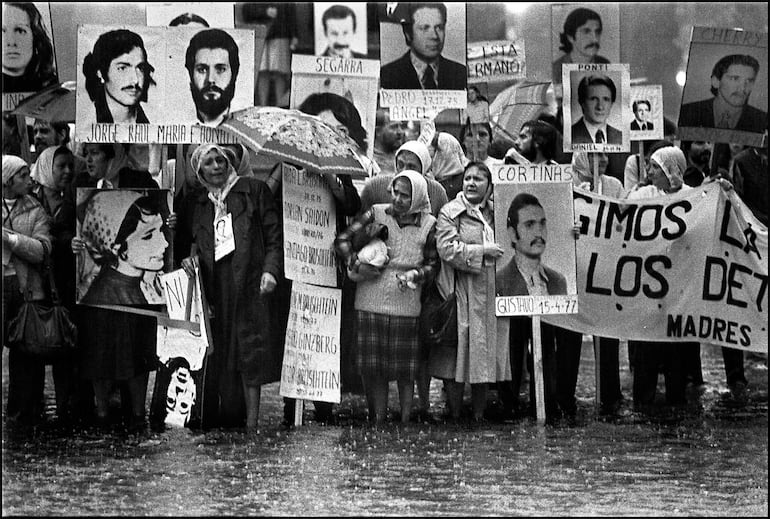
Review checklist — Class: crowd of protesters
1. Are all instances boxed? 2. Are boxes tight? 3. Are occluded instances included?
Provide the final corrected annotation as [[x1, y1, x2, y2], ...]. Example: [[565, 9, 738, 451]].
[[2, 4, 767, 434]]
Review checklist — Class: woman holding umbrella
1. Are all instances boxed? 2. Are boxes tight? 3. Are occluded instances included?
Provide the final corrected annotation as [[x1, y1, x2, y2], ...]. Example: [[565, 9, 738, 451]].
[[182, 143, 282, 430]]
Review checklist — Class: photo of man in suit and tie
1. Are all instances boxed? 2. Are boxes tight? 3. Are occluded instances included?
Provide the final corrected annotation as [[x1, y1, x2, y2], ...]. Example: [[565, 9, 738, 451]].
[[679, 54, 767, 134], [571, 74, 622, 145], [379, 2, 467, 90], [630, 99, 653, 131]]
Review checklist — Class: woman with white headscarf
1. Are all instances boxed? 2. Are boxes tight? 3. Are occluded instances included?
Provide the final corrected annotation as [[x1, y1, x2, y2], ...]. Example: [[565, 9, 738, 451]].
[[431, 132, 470, 200], [182, 143, 282, 430], [335, 170, 439, 424], [625, 145, 691, 412], [3, 154, 51, 426]]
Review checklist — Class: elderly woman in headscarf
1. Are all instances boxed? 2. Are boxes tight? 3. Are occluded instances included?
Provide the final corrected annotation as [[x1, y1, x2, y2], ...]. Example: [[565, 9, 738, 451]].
[[3, 154, 52, 425], [430, 132, 470, 200], [335, 170, 439, 424], [627, 146, 689, 200], [182, 143, 282, 430], [624, 145, 692, 412]]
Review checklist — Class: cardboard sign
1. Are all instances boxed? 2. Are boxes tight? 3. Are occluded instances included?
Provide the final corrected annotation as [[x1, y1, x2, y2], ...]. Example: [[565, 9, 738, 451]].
[[628, 85, 664, 141], [282, 163, 338, 287], [279, 282, 342, 403], [467, 39, 526, 84], [492, 164, 579, 316]]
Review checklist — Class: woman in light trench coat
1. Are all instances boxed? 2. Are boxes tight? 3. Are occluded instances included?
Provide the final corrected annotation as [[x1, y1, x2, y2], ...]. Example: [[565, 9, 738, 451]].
[[430, 161, 510, 422]]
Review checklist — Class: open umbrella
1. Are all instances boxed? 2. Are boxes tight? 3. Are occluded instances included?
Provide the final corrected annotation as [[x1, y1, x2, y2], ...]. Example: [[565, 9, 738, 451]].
[[219, 106, 368, 178], [488, 81, 552, 142], [10, 81, 76, 123]]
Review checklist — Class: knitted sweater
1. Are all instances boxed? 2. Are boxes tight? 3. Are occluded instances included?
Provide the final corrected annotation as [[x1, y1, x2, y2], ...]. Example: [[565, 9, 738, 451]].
[[354, 204, 436, 317]]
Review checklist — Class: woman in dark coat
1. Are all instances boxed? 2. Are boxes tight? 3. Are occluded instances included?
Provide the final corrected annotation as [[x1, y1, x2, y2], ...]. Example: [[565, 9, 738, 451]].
[[184, 143, 282, 430]]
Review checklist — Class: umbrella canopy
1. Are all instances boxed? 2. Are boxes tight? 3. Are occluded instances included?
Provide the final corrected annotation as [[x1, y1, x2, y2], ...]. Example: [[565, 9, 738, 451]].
[[219, 106, 368, 178], [488, 81, 552, 142], [10, 81, 76, 123]]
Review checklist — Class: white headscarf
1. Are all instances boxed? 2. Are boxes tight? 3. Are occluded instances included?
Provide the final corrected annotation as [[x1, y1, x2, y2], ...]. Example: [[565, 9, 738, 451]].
[[394, 140, 432, 176], [190, 143, 240, 221], [650, 146, 686, 192], [31, 146, 63, 190], [431, 132, 468, 181], [2, 154, 27, 185], [390, 169, 430, 216]]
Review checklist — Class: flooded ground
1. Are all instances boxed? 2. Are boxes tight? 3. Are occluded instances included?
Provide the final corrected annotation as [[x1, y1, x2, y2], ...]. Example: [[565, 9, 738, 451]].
[[2, 341, 767, 516]]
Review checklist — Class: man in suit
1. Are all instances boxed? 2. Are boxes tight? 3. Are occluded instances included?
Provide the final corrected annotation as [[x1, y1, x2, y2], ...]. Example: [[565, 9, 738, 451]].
[[319, 5, 366, 59], [679, 54, 767, 134], [552, 7, 610, 84], [380, 3, 466, 90], [571, 74, 622, 145], [630, 99, 653, 131], [496, 193, 567, 422]]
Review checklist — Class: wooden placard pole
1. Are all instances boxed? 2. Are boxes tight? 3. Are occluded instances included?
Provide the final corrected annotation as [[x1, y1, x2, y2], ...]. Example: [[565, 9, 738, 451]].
[[638, 141, 646, 185], [592, 152, 602, 411], [16, 115, 32, 165], [532, 315, 546, 424], [294, 399, 304, 427]]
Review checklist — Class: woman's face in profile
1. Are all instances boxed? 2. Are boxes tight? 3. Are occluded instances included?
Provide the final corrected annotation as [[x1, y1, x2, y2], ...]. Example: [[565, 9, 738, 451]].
[[2, 5, 34, 77], [83, 144, 110, 180], [120, 211, 167, 273]]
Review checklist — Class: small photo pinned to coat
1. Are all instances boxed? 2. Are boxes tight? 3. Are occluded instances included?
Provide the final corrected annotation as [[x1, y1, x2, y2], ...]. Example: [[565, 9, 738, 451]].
[[75, 187, 173, 305]]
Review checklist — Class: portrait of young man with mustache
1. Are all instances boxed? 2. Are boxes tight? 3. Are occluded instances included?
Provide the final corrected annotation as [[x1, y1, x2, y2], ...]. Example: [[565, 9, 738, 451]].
[[82, 29, 156, 124], [679, 54, 767, 134], [185, 28, 240, 127], [552, 7, 610, 84]]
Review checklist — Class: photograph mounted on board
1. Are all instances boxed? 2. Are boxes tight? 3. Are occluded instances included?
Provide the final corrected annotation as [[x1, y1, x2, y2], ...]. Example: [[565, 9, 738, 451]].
[[678, 27, 767, 147], [145, 2, 235, 28], [562, 62, 631, 153], [313, 3, 367, 59], [628, 85, 664, 141], [492, 164, 578, 316], [550, 3, 619, 86], [290, 54, 379, 159], [2, 1, 59, 108], [75, 25, 255, 143], [379, 2, 467, 91], [75, 188, 173, 305]]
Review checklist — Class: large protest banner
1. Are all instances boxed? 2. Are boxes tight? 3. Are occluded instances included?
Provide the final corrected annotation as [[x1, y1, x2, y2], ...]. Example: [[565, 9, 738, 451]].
[[545, 183, 768, 353], [281, 163, 338, 287], [75, 25, 256, 144], [279, 282, 342, 403]]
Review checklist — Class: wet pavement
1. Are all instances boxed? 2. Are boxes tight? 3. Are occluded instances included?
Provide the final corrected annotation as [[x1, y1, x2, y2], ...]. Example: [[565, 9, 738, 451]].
[[2, 341, 767, 516]]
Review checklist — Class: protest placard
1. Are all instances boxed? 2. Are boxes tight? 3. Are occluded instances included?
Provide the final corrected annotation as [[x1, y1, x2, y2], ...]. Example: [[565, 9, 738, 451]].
[[313, 3, 368, 59], [75, 188, 173, 305], [492, 164, 579, 316], [289, 54, 379, 158], [545, 183, 768, 353], [678, 27, 767, 147], [279, 282, 342, 403], [562, 62, 631, 153], [628, 85, 664, 141], [379, 89, 467, 121], [75, 25, 256, 143], [379, 2, 467, 91], [281, 163, 338, 287], [2, 2, 59, 110], [467, 39, 525, 84]]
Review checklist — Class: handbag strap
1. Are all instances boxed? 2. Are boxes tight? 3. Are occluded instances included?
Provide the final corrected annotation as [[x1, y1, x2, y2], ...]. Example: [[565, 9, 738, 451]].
[[41, 241, 62, 305]]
